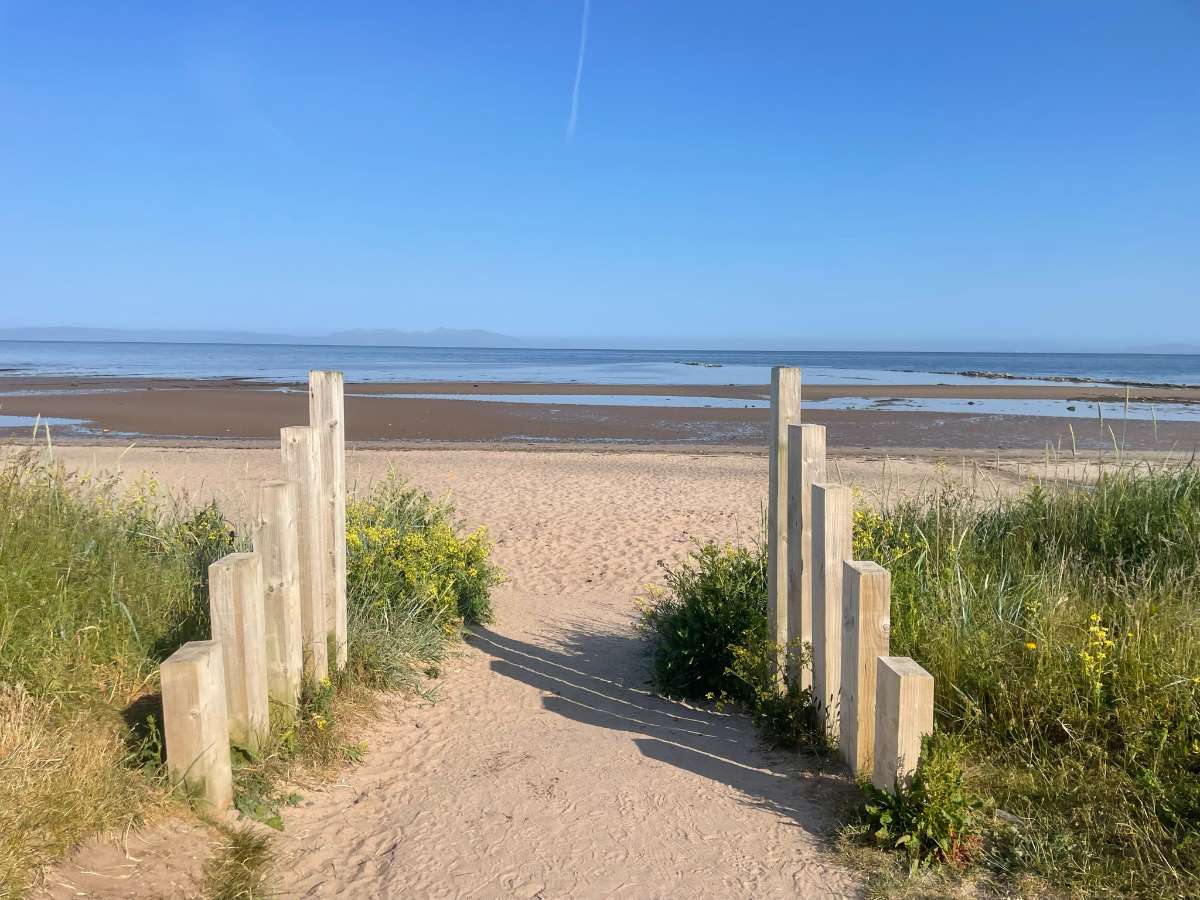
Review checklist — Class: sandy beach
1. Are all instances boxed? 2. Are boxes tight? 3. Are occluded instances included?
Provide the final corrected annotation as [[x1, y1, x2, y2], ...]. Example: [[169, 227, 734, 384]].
[[4, 376, 1200, 451], [34, 442, 1108, 899]]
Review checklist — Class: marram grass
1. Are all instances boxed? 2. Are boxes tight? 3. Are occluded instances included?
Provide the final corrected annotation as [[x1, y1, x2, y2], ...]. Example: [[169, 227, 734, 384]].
[[0, 452, 500, 897], [638, 461, 1200, 897], [857, 464, 1200, 896]]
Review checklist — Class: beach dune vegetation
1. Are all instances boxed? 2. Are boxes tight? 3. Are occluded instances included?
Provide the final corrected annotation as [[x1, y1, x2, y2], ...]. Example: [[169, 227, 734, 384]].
[[0, 451, 500, 897], [637, 463, 1200, 897]]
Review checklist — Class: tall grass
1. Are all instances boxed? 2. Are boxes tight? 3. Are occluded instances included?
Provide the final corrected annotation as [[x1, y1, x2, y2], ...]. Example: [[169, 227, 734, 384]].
[[637, 462, 1200, 896], [0, 450, 235, 896], [0, 453, 501, 897], [860, 465, 1200, 895]]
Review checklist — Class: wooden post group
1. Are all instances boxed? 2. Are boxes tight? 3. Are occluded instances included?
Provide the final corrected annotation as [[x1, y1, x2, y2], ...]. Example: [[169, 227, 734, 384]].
[[768, 373, 935, 787], [161, 369, 351, 812]]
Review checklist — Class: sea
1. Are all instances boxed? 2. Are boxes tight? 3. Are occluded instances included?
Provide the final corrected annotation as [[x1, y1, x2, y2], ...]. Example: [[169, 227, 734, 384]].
[[2, 341, 1199, 388]]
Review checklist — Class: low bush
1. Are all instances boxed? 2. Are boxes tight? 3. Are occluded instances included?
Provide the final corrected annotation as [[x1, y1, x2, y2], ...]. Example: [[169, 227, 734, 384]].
[[857, 733, 986, 874], [635, 539, 827, 751], [634, 540, 768, 704], [346, 473, 501, 691]]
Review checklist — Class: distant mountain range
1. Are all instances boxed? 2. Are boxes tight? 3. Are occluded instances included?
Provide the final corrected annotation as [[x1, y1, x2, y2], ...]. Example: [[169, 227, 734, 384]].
[[0, 326, 1196, 355], [0, 326, 526, 348]]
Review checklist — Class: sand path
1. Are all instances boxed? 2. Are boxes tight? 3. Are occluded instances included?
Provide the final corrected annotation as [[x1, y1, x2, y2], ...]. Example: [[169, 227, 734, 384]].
[[40, 445, 992, 898]]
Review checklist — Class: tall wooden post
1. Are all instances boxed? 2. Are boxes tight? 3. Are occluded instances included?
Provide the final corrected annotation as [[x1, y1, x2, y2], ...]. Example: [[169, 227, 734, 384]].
[[208, 552, 269, 752], [309, 370, 348, 671], [281, 426, 329, 682], [786, 423, 825, 689], [767, 366, 801, 681], [161, 640, 232, 810], [840, 560, 891, 776], [252, 479, 304, 719], [812, 482, 853, 736], [873, 656, 935, 792]]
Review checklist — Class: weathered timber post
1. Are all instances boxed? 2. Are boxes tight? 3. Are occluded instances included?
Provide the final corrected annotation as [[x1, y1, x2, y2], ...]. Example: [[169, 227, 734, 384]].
[[281, 425, 329, 681], [767, 366, 801, 681], [840, 560, 891, 776], [812, 482, 853, 736], [786, 423, 826, 689], [309, 370, 348, 671], [252, 479, 304, 718], [872, 656, 935, 792], [161, 640, 233, 809], [208, 552, 269, 752]]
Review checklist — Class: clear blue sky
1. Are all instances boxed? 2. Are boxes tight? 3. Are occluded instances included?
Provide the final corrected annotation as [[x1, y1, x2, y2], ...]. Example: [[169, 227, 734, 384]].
[[1, 2, 1197, 348]]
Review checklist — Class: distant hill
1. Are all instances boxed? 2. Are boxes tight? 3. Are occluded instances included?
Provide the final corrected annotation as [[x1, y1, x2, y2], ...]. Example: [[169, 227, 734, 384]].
[[0, 326, 524, 348], [324, 328, 524, 347]]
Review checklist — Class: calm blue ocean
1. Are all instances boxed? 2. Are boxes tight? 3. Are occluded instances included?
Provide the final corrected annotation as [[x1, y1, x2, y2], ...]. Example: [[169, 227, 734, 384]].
[[1, 341, 1199, 387]]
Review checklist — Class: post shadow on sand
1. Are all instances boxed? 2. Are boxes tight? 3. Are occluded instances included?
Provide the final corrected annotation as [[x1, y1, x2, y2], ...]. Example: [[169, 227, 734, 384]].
[[467, 620, 856, 835]]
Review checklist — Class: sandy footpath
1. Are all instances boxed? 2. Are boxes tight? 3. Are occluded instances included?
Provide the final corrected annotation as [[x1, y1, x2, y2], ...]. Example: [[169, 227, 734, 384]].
[[35, 445, 1071, 899]]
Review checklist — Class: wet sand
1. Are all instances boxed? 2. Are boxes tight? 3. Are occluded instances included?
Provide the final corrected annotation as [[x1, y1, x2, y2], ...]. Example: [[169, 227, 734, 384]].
[[3, 376, 1200, 451]]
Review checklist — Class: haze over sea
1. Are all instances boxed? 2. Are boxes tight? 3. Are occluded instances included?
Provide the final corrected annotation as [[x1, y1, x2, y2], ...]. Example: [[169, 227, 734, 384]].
[[3, 341, 1200, 388]]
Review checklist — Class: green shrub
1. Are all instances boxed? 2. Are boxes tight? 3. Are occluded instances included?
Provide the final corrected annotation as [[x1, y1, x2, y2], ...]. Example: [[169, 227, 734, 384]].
[[726, 636, 826, 751], [858, 733, 985, 874], [345, 473, 501, 691], [635, 540, 767, 703]]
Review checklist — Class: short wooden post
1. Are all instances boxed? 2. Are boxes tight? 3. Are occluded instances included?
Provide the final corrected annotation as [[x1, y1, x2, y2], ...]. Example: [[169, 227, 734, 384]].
[[281, 425, 329, 682], [161, 640, 233, 809], [767, 366, 801, 681], [309, 370, 348, 671], [873, 656, 935, 792], [840, 560, 891, 776], [252, 480, 304, 719], [786, 423, 826, 689], [812, 482, 853, 736], [208, 552, 269, 752]]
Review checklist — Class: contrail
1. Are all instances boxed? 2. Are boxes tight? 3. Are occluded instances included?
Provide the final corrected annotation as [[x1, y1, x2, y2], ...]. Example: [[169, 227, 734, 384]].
[[566, 0, 591, 140]]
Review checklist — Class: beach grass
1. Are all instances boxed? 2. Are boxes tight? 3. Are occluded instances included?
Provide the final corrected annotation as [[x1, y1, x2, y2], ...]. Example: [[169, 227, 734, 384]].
[[637, 461, 1200, 897], [0, 450, 500, 897]]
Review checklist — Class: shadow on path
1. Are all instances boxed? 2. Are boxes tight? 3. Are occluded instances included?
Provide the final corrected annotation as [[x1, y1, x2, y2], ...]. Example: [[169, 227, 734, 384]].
[[468, 618, 855, 834]]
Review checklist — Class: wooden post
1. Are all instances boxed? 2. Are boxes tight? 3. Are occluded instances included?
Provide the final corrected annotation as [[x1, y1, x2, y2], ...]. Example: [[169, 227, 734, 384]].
[[252, 480, 304, 719], [161, 640, 233, 810], [281, 426, 330, 682], [786, 423, 826, 690], [309, 370, 348, 671], [812, 482, 853, 736], [767, 366, 801, 681], [208, 552, 269, 752], [873, 656, 935, 792], [840, 560, 891, 776]]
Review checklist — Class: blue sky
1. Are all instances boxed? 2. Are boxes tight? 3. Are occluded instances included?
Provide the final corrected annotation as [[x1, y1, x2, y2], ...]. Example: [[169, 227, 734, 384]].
[[1, 2, 1197, 348]]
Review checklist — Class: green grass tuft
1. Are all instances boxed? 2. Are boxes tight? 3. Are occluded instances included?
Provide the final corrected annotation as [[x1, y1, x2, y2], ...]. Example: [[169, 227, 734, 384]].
[[200, 822, 274, 900]]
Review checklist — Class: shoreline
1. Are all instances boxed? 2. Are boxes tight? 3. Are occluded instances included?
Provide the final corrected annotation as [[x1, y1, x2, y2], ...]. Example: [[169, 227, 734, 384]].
[[2, 375, 1200, 451], [5, 374, 1200, 402]]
